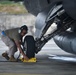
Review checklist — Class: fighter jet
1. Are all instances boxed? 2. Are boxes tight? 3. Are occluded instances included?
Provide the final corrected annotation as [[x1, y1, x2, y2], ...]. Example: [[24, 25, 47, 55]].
[[16, 0, 76, 58]]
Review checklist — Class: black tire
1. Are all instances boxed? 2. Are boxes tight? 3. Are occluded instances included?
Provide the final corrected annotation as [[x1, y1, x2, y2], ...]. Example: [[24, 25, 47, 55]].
[[23, 35, 35, 59]]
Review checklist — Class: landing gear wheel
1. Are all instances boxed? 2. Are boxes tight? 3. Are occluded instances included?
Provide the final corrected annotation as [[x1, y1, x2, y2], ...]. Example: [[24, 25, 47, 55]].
[[24, 35, 35, 59]]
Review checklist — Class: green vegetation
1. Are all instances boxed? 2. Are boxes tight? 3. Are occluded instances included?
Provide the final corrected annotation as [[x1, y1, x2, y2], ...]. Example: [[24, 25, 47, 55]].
[[0, 1, 28, 14]]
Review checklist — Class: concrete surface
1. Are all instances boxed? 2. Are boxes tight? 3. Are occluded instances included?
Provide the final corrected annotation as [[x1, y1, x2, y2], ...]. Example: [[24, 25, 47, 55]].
[[0, 39, 76, 75]]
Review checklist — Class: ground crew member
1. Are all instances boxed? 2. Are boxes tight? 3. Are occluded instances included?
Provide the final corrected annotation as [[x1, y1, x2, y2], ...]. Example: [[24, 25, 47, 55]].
[[1, 25, 29, 61]]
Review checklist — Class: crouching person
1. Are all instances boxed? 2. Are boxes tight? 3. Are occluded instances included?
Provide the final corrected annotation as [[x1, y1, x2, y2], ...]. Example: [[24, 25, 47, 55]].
[[1, 25, 29, 62]]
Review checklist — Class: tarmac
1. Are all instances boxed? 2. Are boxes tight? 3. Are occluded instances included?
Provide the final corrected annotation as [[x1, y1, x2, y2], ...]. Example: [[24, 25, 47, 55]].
[[0, 39, 76, 75]]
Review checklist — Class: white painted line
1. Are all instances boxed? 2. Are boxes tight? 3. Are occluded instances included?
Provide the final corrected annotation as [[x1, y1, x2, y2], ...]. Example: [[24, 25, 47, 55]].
[[48, 55, 76, 62], [47, 54, 57, 57]]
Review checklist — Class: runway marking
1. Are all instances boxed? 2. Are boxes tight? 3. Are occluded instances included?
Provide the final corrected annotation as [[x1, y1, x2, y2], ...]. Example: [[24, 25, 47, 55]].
[[48, 54, 76, 62], [0, 73, 46, 75]]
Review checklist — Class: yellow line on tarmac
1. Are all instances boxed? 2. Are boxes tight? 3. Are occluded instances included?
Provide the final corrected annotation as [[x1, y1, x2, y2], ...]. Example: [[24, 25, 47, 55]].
[[0, 73, 45, 75]]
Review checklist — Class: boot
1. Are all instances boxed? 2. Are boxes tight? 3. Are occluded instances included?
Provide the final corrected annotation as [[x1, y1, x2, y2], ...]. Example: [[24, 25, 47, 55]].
[[2, 52, 9, 60], [9, 55, 17, 62]]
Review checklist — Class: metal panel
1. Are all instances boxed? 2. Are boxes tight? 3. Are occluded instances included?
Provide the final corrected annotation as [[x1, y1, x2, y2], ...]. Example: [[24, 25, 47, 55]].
[[54, 31, 76, 54], [35, 2, 56, 38], [24, 0, 49, 16], [63, 0, 76, 20]]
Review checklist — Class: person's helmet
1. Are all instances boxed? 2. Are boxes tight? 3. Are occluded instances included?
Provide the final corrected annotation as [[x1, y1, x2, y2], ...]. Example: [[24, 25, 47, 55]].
[[19, 25, 28, 33]]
